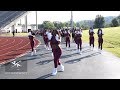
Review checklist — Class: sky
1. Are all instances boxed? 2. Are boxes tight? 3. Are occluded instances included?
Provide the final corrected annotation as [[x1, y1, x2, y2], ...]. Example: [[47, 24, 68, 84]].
[[19, 11, 120, 24]]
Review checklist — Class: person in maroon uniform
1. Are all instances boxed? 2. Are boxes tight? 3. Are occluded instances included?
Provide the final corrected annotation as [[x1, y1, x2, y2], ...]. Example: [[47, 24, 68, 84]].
[[50, 30, 64, 76], [28, 29, 36, 56], [89, 27, 95, 50], [75, 29, 82, 54], [97, 28, 104, 53], [74, 29, 78, 48], [12, 30, 15, 37], [43, 29, 49, 50], [65, 29, 71, 50], [71, 28, 76, 43]]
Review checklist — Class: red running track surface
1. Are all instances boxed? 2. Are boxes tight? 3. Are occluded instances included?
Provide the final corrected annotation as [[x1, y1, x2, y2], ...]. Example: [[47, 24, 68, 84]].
[[0, 37, 40, 64]]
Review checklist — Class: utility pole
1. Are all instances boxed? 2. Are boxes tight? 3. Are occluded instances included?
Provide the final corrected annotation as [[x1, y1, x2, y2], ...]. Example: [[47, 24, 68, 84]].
[[70, 11, 73, 29], [36, 11, 38, 30], [25, 15, 27, 32]]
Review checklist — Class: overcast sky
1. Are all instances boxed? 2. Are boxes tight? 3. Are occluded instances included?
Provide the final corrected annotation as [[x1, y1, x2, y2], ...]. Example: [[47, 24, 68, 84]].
[[19, 11, 120, 24]]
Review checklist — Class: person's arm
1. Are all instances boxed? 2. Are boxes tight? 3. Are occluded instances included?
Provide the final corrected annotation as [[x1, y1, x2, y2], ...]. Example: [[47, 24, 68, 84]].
[[102, 30, 104, 35], [89, 30, 90, 35], [48, 33, 52, 40], [56, 34, 61, 42]]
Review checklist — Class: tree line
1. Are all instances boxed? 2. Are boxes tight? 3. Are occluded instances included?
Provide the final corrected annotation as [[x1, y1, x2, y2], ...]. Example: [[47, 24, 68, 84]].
[[36, 14, 120, 30]]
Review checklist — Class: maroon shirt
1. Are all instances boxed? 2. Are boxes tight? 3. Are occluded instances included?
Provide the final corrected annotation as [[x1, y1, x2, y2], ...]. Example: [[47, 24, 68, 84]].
[[50, 35, 60, 50], [65, 33, 70, 41]]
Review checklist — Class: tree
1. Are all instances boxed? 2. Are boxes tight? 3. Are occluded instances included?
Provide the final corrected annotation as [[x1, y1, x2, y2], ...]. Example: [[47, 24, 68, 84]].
[[64, 22, 69, 28], [76, 22, 80, 28], [38, 24, 44, 29], [111, 18, 119, 27], [94, 15, 105, 28], [42, 21, 55, 29], [53, 22, 64, 29], [117, 15, 120, 25]]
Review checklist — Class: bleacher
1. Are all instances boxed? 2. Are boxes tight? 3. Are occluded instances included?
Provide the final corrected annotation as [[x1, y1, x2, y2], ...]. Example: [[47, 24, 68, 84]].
[[0, 11, 28, 30]]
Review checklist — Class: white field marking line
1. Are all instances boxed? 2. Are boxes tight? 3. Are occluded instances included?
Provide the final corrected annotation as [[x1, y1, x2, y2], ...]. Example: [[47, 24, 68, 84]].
[[0, 39, 23, 52], [0, 38, 41, 65], [0, 38, 16, 48], [0, 38, 23, 56]]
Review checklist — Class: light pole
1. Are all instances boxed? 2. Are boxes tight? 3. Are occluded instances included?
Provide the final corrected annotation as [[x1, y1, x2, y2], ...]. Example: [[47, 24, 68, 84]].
[[71, 11, 73, 29], [36, 11, 38, 30], [25, 15, 27, 32]]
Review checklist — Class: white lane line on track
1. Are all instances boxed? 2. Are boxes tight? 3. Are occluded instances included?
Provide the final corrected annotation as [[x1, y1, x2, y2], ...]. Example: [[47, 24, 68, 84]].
[[0, 38, 16, 48], [0, 38, 30, 57], [0, 39, 23, 52], [0, 38, 9, 46], [0, 38, 40, 65], [0, 38, 23, 55]]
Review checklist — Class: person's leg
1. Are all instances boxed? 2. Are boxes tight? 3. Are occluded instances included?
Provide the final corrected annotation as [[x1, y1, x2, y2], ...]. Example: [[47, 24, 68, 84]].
[[57, 49, 62, 65], [57, 48, 64, 71], [31, 41, 34, 56], [52, 49, 62, 75], [46, 40, 48, 47], [100, 42, 102, 50], [68, 39, 70, 48], [58, 60, 61, 65], [30, 40, 34, 51], [93, 43, 94, 48], [13, 33, 15, 37], [80, 39, 82, 54], [53, 49, 60, 68], [66, 39, 67, 48], [100, 39, 103, 50], [43, 38, 47, 48], [98, 42, 100, 49], [77, 42, 80, 53], [78, 43, 79, 50], [45, 39, 49, 50], [89, 37, 91, 46], [80, 43, 82, 51], [98, 38, 100, 49], [92, 37, 94, 48]]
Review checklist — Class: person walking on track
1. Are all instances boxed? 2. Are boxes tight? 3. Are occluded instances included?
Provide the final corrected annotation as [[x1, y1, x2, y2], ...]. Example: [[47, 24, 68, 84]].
[[28, 29, 36, 56]]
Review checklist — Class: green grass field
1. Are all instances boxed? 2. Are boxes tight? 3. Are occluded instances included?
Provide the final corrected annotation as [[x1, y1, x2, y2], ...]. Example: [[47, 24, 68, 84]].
[[82, 27, 120, 58]]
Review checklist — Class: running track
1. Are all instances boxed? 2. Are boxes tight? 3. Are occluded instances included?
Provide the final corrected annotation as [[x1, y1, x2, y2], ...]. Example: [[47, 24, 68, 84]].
[[0, 37, 40, 64]]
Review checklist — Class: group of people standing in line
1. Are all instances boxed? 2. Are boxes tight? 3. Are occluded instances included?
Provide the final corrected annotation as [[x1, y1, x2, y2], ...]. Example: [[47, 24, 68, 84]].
[[28, 27, 104, 76]]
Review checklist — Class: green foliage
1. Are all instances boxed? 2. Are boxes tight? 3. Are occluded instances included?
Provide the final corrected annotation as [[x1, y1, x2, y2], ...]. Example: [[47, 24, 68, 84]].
[[42, 21, 55, 29], [53, 22, 65, 29], [94, 15, 105, 28], [111, 18, 119, 27], [116, 15, 120, 25]]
